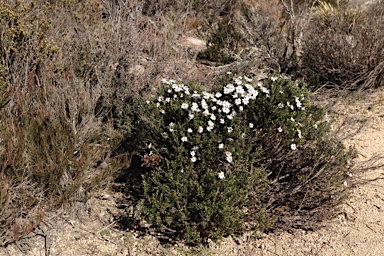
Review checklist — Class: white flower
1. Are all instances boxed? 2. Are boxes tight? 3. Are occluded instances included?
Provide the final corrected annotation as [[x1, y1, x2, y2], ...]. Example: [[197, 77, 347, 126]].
[[234, 77, 243, 85], [210, 114, 216, 120], [223, 84, 235, 94], [190, 151, 195, 156], [191, 102, 199, 111], [173, 94, 177, 98], [222, 107, 230, 114], [247, 88, 258, 99], [295, 96, 302, 109], [146, 100, 150, 104], [203, 109, 210, 116], [218, 143, 224, 149], [297, 129, 302, 139], [158, 96, 164, 102], [239, 106, 244, 111], [191, 102, 200, 112], [236, 86, 245, 96], [291, 144, 297, 150], [249, 123, 254, 128], [262, 87, 270, 95], [169, 128, 174, 132], [227, 127, 233, 133], [207, 126, 213, 132], [192, 146, 199, 151], [169, 122, 175, 127], [201, 99, 208, 109], [220, 119, 225, 124], [181, 103, 189, 109], [227, 113, 234, 120], [181, 136, 188, 142], [218, 171, 225, 179], [258, 82, 270, 94], [225, 151, 233, 163], [156, 102, 160, 107], [211, 106, 217, 111], [278, 103, 284, 108], [271, 76, 278, 81], [277, 127, 283, 133], [187, 128, 193, 133], [244, 76, 253, 82], [235, 98, 242, 105], [148, 143, 152, 149], [215, 92, 222, 98], [172, 83, 182, 92], [165, 97, 170, 103], [198, 126, 203, 133], [242, 97, 250, 105], [313, 124, 318, 129], [290, 117, 295, 122], [202, 92, 212, 100], [208, 120, 214, 128], [160, 109, 165, 114], [192, 93, 201, 98], [191, 156, 197, 163]]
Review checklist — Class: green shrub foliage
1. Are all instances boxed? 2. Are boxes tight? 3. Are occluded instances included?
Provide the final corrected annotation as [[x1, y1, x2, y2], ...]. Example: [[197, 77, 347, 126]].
[[131, 74, 355, 244]]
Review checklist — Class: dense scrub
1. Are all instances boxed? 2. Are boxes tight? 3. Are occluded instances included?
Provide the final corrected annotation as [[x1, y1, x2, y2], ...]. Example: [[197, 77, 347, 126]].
[[1, 0, 378, 248]]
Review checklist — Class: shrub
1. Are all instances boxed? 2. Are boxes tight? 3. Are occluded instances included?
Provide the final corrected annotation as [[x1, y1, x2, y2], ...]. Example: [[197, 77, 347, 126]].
[[301, 0, 384, 90], [128, 73, 355, 244], [0, 0, 114, 246], [197, 18, 243, 64]]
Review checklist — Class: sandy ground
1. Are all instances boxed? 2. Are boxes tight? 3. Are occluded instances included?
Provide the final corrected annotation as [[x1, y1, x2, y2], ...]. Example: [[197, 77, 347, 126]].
[[1, 88, 384, 256]]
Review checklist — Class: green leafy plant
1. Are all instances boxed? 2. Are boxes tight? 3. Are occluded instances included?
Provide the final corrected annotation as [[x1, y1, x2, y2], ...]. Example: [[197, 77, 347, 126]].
[[129, 73, 355, 244]]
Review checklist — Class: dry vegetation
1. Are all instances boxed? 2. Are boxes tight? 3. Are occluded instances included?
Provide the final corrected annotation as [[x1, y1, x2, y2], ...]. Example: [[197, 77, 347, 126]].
[[0, 0, 383, 252]]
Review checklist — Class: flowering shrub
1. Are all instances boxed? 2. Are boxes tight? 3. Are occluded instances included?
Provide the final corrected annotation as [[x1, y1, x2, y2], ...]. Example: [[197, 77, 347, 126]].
[[131, 73, 355, 244]]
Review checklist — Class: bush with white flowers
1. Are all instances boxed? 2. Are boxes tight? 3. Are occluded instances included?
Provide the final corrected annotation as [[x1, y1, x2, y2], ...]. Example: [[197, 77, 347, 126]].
[[132, 73, 355, 244]]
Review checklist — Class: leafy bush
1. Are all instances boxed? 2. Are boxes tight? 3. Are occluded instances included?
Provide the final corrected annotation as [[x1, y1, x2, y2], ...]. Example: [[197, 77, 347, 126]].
[[128, 73, 355, 244], [301, 0, 384, 89]]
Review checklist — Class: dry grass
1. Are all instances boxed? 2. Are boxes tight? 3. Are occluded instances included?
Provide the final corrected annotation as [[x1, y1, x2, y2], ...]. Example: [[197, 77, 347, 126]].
[[0, 0, 217, 245], [301, 0, 384, 90]]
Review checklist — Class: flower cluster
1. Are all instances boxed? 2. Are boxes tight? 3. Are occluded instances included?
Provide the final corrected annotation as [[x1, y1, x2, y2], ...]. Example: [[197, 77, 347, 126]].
[[150, 75, 310, 179]]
